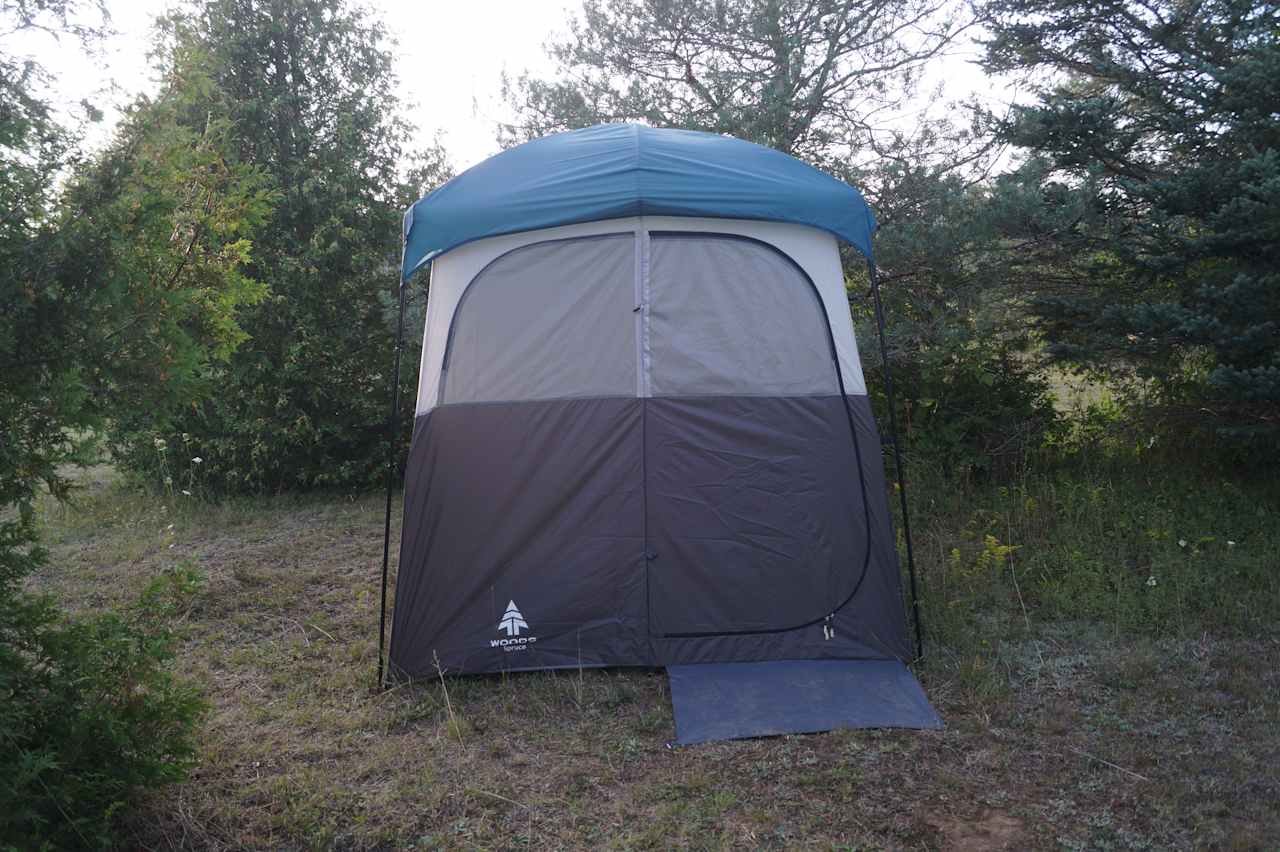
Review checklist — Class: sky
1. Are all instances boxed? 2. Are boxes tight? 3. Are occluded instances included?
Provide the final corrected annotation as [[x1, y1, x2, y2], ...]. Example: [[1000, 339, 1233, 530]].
[[6, 0, 1002, 173], [7, 0, 576, 169]]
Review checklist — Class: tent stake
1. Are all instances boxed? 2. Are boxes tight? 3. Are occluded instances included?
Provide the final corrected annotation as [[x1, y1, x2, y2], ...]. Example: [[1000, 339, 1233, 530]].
[[866, 259, 924, 661], [378, 275, 409, 690]]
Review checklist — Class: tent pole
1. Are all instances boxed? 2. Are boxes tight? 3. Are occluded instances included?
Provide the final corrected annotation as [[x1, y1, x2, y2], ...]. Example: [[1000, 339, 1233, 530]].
[[378, 275, 409, 690], [866, 258, 924, 661]]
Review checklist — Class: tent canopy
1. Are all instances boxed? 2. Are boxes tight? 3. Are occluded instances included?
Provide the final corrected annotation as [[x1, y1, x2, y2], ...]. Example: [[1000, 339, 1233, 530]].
[[401, 123, 877, 279]]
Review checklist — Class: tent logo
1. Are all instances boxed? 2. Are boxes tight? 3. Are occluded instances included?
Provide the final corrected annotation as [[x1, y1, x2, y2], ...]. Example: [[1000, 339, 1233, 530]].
[[498, 600, 528, 636], [492, 600, 538, 652]]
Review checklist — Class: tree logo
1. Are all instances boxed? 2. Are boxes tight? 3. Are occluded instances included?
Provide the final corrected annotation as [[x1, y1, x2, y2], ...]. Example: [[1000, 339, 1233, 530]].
[[498, 600, 529, 637], [491, 600, 537, 652]]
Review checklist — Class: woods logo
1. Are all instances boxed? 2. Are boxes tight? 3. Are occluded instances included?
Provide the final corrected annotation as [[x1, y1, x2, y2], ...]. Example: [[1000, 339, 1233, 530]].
[[491, 600, 537, 652]]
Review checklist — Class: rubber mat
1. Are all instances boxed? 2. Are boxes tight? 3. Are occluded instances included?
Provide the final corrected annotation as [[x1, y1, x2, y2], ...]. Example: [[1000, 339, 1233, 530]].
[[666, 658, 942, 745]]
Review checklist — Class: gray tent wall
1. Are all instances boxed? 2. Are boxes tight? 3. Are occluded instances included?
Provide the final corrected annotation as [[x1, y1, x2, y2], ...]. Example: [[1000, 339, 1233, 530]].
[[387, 216, 911, 677]]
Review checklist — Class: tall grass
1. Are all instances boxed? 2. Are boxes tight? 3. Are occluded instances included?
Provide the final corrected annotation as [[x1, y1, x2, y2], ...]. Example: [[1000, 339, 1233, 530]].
[[901, 435, 1280, 656]]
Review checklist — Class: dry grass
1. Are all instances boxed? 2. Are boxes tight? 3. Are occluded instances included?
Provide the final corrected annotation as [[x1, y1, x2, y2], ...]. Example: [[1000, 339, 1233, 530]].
[[30, 469, 1280, 850]]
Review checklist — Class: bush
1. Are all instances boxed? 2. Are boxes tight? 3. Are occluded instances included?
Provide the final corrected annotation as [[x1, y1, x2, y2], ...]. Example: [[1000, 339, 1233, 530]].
[[861, 320, 1061, 480], [106, 281, 426, 497], [0, 520, 207, 850]]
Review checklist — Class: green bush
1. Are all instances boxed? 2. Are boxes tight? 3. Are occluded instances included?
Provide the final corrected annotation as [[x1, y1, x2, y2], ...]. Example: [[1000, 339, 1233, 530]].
[[0, 520, 207, 850], [106, 281, 426, 497], [861, 320, 1061, 480]]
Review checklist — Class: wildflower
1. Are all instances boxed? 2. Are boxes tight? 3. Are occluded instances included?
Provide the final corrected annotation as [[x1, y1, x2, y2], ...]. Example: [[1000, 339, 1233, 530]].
[[181, 489, 192, 496], [192, 456, 203, 464], [164, 476, 173, 485], [1146, 575, 1158, 587], [1227, 540, 1237, 547], [166, 523, 174, 531], [154, 437, 167, 449], [1178, 539, 1187, 548]]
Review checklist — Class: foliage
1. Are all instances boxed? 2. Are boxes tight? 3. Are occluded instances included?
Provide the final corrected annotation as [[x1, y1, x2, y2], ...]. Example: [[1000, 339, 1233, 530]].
[[2, 0, 102, 508], [2, 3, 237, 846], [980, 0, 1280, 442], [2, 5, 273, 511], [108, 0, 451, 495], [1, 550, 208, 849], [856, 154, 1076, 475], [860, 313, 1058, 477]]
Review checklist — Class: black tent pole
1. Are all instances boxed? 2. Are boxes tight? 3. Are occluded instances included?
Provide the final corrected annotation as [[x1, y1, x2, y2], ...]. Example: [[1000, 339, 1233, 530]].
[[377, 275, 409, 690], [866, 258, 924, 661]]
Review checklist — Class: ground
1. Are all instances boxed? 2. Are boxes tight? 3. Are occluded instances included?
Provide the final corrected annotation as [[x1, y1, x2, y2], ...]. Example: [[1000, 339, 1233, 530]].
[[31, 468, 1280, 850]]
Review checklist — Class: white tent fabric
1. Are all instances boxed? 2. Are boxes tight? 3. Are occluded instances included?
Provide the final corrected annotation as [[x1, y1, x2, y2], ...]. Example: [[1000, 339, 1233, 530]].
[[415, 217, 867, 416]]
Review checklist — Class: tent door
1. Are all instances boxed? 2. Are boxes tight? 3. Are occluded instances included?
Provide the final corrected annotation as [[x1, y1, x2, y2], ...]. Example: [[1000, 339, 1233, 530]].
[[641, 233, 865, 638]]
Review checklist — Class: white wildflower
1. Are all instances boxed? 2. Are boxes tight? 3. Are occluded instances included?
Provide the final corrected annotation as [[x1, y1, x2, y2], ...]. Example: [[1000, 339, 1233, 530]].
[[1146, 575, 1158, 587], [191, 456, 203, 464], [1178, 539, 1187, 548], [1227, 540, 1237, 547], [181, 489, 192, 496]]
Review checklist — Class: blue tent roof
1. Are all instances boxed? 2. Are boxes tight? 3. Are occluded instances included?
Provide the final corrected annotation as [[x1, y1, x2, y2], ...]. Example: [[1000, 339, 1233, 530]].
[[401, 123, 876, 279]]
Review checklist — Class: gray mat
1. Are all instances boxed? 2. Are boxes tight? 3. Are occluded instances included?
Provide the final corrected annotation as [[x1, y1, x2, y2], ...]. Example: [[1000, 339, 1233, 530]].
[[667, 658, 942, 745]]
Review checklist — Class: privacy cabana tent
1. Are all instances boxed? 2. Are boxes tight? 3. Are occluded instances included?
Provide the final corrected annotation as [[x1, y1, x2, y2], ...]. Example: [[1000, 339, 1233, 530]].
[[380, 124, 938, 741]]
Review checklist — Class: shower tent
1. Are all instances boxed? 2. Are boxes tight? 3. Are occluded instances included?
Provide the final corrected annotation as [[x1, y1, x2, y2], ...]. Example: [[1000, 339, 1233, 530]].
[[380, 124, 939, 741]]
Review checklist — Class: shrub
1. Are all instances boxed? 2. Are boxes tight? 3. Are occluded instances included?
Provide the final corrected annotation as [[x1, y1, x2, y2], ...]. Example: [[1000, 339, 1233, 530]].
[[0, 522, 207, 850], [861, 319, 1061, 480]]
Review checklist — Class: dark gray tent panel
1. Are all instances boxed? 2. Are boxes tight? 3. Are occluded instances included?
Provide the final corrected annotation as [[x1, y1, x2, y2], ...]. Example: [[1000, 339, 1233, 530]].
[[384, 124, 936, 741]]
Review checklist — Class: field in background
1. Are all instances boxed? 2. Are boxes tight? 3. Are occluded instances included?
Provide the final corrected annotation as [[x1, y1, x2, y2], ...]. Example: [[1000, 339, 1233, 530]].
[[32, 455, 1280, 850]]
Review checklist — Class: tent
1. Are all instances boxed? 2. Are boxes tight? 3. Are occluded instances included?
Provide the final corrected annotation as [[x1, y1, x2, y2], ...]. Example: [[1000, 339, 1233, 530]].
[[380, 124, 938, 741]]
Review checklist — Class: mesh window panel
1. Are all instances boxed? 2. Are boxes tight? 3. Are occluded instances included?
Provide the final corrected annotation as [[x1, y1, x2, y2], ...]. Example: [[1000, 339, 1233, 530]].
[[647, 235, 839, 396], [441, 234, 636, 404]]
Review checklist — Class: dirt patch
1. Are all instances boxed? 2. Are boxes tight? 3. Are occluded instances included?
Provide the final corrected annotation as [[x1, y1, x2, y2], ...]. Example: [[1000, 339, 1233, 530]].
[[927, 809, 1027, 851]]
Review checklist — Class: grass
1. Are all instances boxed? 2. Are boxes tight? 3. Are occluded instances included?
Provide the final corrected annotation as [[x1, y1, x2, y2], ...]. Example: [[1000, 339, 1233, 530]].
[[28, 453, 1280, 850]]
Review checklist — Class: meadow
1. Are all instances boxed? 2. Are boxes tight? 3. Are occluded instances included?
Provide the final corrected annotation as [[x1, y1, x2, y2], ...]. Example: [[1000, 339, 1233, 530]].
[[33, 446, 1280, 849]]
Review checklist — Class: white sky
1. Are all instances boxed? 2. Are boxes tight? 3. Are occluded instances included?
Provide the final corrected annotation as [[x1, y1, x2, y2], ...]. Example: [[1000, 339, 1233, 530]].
[[5, 0, 1002, 174], [7, 0, 575, 169]]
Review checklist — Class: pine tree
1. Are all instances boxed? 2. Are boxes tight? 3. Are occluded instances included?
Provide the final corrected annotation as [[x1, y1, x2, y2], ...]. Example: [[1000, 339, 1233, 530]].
[[109, 0, 451, 493], [982, 0, 1280, 439]]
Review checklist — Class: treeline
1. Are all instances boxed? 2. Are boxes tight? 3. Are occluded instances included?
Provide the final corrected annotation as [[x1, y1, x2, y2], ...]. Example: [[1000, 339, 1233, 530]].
[[2, 0, 1277, 844]]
